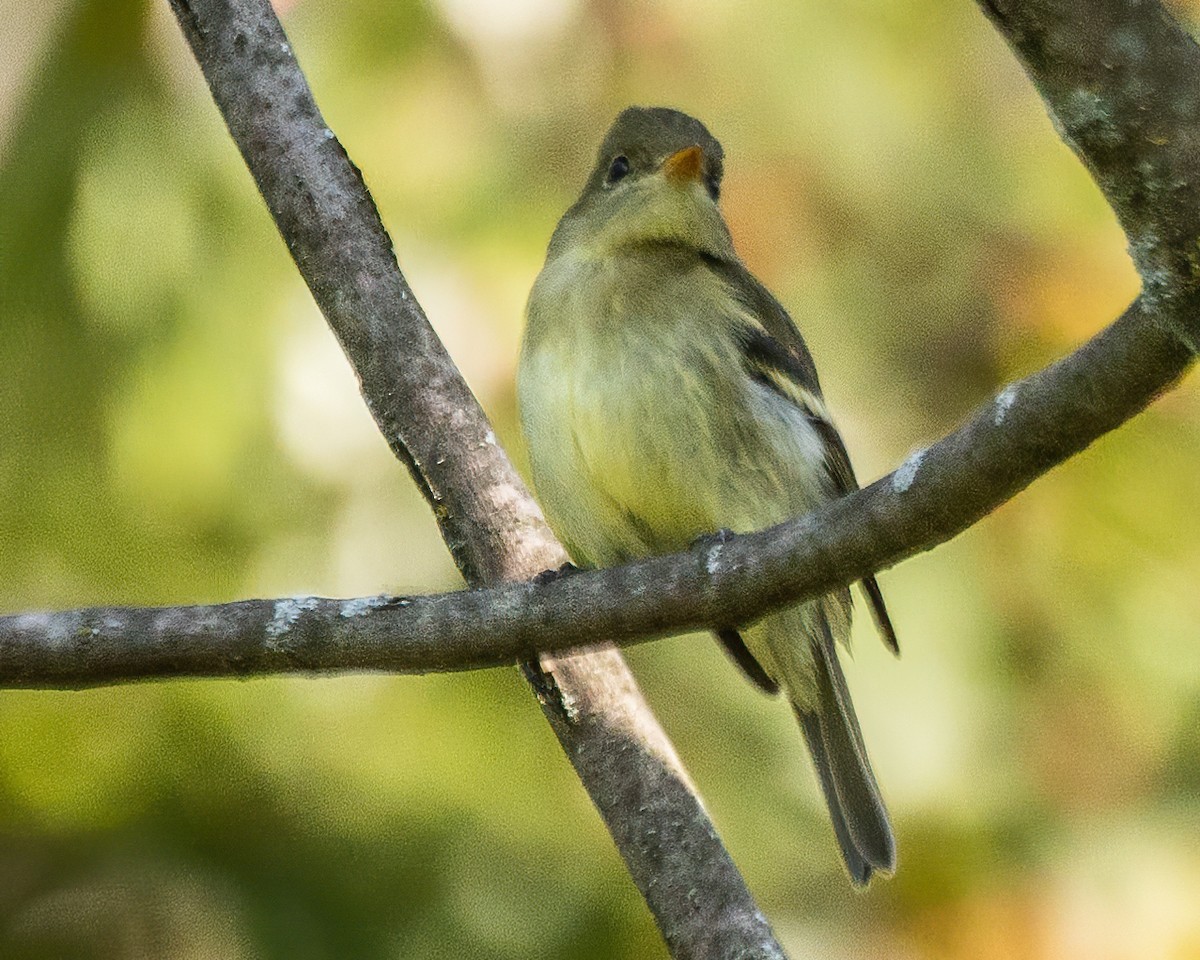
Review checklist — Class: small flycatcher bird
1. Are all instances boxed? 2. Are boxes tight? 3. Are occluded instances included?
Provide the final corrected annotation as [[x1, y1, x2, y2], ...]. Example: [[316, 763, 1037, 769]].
[[518, 106, 898, 884]]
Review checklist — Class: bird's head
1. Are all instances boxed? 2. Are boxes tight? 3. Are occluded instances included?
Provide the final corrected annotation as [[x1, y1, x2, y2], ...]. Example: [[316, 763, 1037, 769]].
[[549, 106, 734, 261]]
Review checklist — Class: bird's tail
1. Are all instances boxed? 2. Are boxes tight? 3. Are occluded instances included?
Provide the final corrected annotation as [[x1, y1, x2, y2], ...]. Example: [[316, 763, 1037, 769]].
[[794, 628, 895, 886]]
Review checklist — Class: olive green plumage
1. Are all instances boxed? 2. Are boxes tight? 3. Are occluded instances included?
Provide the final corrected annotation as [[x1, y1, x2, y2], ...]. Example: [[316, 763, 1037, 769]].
[[517, 106, 898, 884]]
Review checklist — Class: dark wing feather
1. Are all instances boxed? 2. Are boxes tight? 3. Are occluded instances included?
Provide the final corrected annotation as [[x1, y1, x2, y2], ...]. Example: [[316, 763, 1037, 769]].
[[716, 628, 780, 695], [703, 254, 825, 396], [860, 574, 899, 655], [706, 255, 900, 655], [807, 415, 899, 655]]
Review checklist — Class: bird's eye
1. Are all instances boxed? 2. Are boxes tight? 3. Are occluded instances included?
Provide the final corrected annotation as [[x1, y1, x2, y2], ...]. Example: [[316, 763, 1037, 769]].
[[705, 174, 720, 201], [607, 155, 631, 184]]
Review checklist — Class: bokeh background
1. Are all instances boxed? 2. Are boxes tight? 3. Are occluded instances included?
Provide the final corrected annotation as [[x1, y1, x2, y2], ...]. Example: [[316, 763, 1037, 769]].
[[3, 0, 1200, 957]]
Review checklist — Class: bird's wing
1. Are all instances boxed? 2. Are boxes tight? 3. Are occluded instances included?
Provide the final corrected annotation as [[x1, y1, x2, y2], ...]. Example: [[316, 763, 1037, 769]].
[[704, 255, 899, 655], [716, 627, 780, 695]]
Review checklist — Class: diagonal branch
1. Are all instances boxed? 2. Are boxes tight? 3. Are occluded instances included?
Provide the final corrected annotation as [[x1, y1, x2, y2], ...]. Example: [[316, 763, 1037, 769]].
[[161, 1, 785, 958]]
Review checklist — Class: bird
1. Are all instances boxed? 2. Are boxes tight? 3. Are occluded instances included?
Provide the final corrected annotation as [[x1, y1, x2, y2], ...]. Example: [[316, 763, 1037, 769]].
[[517, 106, 898, 885]]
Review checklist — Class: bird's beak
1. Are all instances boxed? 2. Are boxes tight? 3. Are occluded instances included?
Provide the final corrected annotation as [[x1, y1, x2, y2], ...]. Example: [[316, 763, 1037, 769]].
[[662, 145, 704, 184]]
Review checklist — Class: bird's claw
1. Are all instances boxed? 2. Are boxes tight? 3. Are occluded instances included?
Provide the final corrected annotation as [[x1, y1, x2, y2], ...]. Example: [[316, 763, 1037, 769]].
[[690, 528, 736, 551], [533, 562, 580, 586]]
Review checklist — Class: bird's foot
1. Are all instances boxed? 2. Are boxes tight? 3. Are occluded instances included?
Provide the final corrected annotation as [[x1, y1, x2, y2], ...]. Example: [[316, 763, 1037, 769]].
[[532, 561, 580, 586], [690, 528, 737, 552]]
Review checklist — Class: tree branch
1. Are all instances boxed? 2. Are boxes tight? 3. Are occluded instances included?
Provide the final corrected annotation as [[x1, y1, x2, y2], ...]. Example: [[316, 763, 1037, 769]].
[[5, 0, 1199, 953], [1, 295, 1193, 690], [159, 1, 785, 958], [978, 0, 1200, 348]]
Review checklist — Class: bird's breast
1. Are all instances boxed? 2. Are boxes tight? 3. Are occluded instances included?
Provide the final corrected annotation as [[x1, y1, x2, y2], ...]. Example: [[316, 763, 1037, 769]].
[[519, 250, 828, 561]]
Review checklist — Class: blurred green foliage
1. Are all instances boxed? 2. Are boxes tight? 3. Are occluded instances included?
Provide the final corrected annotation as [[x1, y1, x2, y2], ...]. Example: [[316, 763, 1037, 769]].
[[3, 0, 1200, 957]]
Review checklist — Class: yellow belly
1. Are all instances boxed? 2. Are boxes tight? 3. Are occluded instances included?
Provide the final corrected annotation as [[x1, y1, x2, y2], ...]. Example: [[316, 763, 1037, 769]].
[[518, 251, 830, 567]]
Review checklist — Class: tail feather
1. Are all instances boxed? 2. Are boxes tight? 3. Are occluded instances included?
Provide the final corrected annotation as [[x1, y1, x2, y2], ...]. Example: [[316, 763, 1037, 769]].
[[795, 628, 895, 884], [797, 711, 874, 886]]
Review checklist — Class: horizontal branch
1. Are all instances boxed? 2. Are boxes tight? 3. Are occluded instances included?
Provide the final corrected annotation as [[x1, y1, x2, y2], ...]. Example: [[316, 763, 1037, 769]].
[[1, 293, 1192, 688]]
